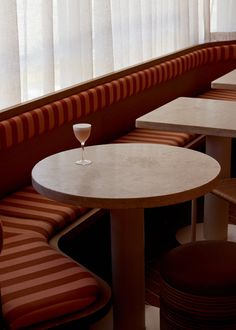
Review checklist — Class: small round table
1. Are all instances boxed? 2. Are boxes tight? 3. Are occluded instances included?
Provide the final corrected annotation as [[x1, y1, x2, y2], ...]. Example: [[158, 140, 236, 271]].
[[32, 143, 220, 330]]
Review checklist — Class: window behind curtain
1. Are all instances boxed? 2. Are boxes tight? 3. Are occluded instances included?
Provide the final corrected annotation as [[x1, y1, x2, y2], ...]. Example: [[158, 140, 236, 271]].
[[0, 0, 235, 112]]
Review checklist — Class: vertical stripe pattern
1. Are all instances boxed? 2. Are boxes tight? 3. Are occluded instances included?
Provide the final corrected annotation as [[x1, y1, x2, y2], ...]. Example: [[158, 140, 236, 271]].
[[0, 44, 235, 151]]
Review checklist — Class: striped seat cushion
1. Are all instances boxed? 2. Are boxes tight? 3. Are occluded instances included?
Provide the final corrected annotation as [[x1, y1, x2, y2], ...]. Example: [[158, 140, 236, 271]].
[[198, 88, 236, 101], [0, 223, 100, 329], [0, 44, 235, 151], [0, 186, 88, 240], [0, 186, 102, 329], [113, 128, 197, 147]]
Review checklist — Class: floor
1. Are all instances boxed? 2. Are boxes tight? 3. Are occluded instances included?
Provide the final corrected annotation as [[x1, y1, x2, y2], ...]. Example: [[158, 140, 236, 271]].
[[90, 305, 160, 330]]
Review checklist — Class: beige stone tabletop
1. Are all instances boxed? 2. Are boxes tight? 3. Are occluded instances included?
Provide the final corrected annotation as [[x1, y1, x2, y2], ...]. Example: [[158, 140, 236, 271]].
[[136, 97, 236, 137], [136, 97, 236, 242], [32, 143, 220, 210], [211, 69, 236, 90]]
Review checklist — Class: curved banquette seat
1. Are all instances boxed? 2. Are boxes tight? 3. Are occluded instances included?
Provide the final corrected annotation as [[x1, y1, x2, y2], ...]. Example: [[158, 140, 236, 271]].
[[0, 40, 235, 328], [0, 187, 111, 330]]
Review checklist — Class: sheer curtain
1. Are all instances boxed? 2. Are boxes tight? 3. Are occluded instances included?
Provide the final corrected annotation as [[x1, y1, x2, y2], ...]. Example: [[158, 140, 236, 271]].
[[0, 0, 235, 111], [111, 0, 203, 69], [210, 0, 236, 41], [0, 1, 21, 109]]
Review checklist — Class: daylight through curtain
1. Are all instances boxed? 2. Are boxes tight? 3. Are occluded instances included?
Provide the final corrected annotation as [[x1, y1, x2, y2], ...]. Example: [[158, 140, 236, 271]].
[[0, 0, 235, 111]]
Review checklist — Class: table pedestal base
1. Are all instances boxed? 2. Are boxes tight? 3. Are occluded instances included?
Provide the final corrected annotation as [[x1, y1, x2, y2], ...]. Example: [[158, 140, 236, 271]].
[[145, 305, 160, 330], [110, 208, 145, 330], [176, 223, 236, 244], [90, 305, 160, 330]]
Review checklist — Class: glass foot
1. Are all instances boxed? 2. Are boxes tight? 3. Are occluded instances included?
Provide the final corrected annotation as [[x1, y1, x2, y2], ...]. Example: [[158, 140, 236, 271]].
[[75, 159, 92, 165]]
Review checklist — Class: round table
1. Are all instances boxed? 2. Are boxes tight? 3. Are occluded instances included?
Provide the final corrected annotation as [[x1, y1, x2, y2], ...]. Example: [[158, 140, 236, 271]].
[[32, 143, 220, 330]]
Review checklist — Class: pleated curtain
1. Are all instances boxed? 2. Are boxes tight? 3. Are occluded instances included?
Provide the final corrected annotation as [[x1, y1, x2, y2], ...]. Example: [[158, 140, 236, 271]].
[[0, 0, 235, 111]]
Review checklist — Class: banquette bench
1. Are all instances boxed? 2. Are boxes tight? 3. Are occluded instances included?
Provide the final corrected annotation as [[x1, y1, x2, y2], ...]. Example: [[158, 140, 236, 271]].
[[0, 40, 236, 329]]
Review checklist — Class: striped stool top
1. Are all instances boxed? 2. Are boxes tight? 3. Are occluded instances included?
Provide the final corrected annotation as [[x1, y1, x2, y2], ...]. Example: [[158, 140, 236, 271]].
[[160, 241, 236, 329], [160, 240, 236, 296]]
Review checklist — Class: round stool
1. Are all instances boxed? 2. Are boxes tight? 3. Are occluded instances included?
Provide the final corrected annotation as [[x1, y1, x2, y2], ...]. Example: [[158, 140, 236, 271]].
[[160, 240, 236, 329]]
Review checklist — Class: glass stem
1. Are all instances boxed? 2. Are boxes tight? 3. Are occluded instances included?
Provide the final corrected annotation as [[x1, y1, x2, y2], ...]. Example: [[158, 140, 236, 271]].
[[81, 142, 85, 161]]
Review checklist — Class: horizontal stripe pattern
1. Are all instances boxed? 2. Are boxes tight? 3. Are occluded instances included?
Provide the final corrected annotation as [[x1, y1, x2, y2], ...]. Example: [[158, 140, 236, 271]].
[[0, 186, 102, 329], [0, 44, 236, 150], [113, 128, 197, 147], [198, 88, 236, 101], [0, 186, 88, 240], [0, 228, 99, 329]]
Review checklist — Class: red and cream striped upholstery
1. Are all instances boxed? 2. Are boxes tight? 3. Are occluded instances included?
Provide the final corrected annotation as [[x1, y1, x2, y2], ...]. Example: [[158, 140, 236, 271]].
[[198, 88, 236, 101], [0, 186, 88, 240], [0, 43, 235, 151], [0, 187, 104, 329], [113, 128, 197, 147]]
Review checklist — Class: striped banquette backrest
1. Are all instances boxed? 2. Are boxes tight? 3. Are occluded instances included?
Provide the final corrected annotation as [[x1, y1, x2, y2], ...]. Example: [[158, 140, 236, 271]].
[[0, 42, 235, 151]]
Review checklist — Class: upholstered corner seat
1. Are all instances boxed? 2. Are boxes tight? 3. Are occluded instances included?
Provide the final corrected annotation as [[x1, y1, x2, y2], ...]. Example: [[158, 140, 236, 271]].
[[0, 186, 110, 329]]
